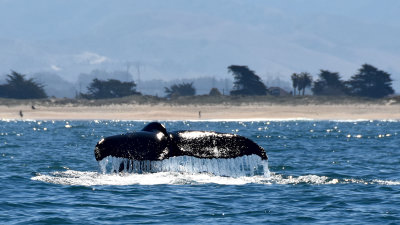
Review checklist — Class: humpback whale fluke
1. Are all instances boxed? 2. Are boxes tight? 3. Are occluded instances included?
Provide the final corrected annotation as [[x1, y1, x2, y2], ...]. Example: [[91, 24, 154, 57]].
[[94, 122, 267, 162]]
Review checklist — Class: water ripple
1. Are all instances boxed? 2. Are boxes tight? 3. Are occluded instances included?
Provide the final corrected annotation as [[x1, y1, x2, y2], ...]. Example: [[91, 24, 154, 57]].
[[2, 120, 400, 224]]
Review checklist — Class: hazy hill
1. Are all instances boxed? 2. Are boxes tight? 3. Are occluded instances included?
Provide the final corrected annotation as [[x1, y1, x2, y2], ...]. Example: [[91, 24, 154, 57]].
[[31, 72, 76, 98], [0, 0, 399, 91]]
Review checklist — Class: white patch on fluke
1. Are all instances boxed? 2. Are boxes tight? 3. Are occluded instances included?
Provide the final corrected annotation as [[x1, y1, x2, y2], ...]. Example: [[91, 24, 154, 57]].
[[158, 148, 169, 160], [212, 147, 220, 157], [98, 138, 105, 145], [156, 132, 164, 141], [178, 131, 234, 139]]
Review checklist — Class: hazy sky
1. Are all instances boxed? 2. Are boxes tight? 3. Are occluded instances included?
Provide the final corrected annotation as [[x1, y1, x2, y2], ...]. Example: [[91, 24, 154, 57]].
[[1, 0, 399, 90]]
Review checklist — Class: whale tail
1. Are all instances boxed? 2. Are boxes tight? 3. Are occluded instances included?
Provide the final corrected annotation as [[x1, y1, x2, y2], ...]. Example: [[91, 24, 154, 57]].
[[141, 122, 168, 137], [168, 130, 268, 160], [94, 122, 267, 162]]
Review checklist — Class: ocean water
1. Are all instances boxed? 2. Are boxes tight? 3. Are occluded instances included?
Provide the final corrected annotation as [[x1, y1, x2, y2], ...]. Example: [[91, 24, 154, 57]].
[[1, 119, 400, 224]]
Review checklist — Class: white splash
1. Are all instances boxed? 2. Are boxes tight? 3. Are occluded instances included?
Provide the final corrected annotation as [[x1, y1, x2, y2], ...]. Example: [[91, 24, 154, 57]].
[[98, 155, 270, 177], [31, 170, 400, 187], [31, 170, 268, 186]]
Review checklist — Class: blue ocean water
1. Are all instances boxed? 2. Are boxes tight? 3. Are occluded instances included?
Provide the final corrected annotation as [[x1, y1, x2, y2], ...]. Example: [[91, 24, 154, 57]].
[[1, 119, 400, 224]]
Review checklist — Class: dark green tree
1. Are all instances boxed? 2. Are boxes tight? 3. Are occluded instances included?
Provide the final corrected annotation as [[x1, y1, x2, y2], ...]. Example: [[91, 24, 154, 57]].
[[291, 73, 299, 96], [228, 65, 267, 95], [209, 88, 222, 96], [297, 72, 313, 96], [346, 64, 394, 98], [80, 78, 140, 99], [312, 70, 346, 96], [164, 82, 196, 98], [0, 71, 47, 99]]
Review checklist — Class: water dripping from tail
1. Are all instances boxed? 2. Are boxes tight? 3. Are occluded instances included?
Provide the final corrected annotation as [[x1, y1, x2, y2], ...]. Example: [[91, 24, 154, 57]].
[[98, 155, 270, 178]]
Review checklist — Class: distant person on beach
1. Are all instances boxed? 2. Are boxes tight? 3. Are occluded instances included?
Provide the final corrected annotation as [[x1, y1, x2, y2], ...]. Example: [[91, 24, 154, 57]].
[[32, 105, 36, 110], [199, 111, 201, 119], [19, 110, 23, 118]]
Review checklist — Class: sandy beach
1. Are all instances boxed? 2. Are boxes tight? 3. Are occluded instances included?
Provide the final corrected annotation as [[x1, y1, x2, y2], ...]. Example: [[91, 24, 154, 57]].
[[1, 103, 400, 121]]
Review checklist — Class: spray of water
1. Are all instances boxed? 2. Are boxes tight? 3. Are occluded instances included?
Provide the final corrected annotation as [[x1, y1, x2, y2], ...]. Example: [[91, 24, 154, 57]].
[[98, 155, 270, 178]]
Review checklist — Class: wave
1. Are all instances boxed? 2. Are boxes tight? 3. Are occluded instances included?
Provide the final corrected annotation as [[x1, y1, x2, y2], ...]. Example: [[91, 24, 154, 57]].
[[31, 170, 400, 186], [31, 154, 400, 186]]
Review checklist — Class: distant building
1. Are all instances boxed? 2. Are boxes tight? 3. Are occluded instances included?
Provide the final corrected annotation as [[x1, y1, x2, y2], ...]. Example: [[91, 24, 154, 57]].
[[268, 87, 290, 96]]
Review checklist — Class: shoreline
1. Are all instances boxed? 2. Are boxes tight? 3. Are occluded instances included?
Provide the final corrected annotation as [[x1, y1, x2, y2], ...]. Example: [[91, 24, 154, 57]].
[[1, 103, 400, 121]]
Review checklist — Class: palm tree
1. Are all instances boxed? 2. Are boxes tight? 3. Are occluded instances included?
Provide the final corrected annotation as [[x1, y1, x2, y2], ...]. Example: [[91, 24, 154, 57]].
[[298, 72, 313, 96], [291, 73, 299, 96]]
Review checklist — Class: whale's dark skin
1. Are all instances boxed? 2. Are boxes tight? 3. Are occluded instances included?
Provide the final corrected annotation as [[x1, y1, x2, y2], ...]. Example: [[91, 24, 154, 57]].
[[94, 122, 268, 162]]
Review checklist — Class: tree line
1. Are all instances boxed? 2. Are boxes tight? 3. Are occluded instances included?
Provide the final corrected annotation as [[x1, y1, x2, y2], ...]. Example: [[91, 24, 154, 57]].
[[0, 63, 395, 99], [291, 64, 394, 98]]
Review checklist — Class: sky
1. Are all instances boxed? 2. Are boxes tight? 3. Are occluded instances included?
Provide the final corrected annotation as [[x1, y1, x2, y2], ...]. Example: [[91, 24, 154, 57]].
[[0, 0, 400, 91]]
